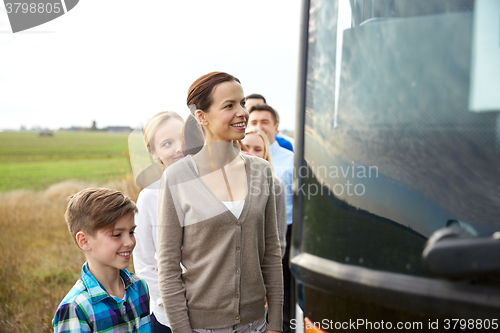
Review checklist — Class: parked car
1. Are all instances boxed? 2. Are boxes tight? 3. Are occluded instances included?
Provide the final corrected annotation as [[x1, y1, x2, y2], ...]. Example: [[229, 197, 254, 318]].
[[291, 0, 500, 331]]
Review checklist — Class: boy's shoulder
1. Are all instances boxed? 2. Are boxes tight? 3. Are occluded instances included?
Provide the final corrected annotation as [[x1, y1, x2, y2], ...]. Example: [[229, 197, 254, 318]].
[[52, 276, 93, 331], [122, 270, 149, 295], [53, 264, 150, 331], [54, 269, 148, 308], [53, 263, 104, 325], [59, 278, 87, 304]]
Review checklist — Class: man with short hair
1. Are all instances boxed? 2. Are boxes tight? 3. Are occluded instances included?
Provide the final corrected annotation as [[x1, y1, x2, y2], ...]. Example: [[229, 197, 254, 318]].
[[245, 93, 266, 112], [245, 94, 294, 151], [248, 104, 294, 333]]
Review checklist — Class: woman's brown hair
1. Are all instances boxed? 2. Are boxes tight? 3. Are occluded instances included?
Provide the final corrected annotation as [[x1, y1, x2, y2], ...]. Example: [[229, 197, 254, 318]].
[[182, 72, 241, 155]]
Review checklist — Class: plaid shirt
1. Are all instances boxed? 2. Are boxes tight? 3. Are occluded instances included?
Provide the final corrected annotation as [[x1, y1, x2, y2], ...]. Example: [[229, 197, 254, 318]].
[[53, 262, 151, 332]]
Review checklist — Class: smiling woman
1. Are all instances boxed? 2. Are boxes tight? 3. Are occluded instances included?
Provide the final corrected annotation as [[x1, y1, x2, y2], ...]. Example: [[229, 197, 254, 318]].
[[156, 72, 283, 333], [181, 72, 248, 155]]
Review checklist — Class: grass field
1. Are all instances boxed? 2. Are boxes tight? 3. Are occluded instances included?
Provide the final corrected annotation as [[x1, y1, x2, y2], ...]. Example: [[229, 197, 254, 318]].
[[0, 131, 132, 192], [0, 131, 141, 332]]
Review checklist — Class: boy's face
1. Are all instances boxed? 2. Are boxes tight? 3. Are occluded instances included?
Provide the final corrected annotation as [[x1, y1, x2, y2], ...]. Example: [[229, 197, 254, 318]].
[[84, 212, 136, 272]]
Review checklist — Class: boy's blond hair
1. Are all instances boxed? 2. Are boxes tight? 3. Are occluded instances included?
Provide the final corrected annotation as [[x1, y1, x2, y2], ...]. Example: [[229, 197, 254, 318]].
[[65, 188, 138, 245]]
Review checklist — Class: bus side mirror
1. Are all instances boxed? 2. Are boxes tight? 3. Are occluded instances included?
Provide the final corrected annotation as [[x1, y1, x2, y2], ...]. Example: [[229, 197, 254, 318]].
[[422, 227, 500, 279]]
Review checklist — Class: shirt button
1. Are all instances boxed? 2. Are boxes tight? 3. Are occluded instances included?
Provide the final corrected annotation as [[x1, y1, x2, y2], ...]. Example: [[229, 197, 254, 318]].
[[236, 246, 240, 251], [236, 294, 239, 298], [236, 316, 240, 320], [236, 270, 240, 274], [236, 222, 240, 226]]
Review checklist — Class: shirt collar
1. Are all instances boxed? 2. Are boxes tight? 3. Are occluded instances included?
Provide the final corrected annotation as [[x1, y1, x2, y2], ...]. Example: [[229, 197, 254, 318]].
[[80, 262, 135, 304]]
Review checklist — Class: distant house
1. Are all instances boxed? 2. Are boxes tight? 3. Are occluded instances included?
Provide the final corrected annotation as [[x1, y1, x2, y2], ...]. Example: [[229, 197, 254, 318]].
[[38, 130, 54, 136], [106, 126, 133, 133], [62, 126, 86, 132]]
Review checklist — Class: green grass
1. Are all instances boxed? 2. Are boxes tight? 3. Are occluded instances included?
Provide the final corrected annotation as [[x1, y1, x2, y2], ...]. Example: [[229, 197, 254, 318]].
[[0, 131, 132, 192]]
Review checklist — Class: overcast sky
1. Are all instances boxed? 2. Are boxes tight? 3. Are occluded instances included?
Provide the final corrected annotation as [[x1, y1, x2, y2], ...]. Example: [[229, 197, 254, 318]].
[[0, 0, 302, 132]]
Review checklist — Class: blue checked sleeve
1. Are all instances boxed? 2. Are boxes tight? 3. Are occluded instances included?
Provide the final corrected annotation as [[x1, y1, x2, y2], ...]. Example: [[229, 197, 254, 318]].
[[53, 302, 91, 333]]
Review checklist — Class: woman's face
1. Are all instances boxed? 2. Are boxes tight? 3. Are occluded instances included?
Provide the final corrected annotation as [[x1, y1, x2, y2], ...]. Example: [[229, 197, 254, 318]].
[[201, 81, 248, 142], [242, 133, 266, 159], [151, 118, 184, 166]]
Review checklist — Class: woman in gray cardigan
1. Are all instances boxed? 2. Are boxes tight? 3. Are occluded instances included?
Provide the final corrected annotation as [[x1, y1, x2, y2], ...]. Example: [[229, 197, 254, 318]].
[[157, 72, 283, 333]]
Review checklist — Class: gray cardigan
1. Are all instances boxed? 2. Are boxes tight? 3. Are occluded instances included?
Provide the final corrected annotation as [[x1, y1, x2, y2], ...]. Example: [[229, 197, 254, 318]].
[[274, 177, 287, 259], [157, 153, 283, 333]]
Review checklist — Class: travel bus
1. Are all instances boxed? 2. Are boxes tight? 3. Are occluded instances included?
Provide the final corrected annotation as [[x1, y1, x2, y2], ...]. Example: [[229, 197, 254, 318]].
[[290, 0, 500, 331]]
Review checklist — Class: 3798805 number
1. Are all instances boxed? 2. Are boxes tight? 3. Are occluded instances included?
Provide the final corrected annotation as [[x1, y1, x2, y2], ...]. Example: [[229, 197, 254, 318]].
[[5, 2, 62, 14], [444, 319, 498, 330]]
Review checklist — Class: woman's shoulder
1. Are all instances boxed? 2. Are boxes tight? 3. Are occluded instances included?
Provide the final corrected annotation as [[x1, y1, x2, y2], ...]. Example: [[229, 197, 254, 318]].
[[242, 154, 273, 181], [241, 153, 271, 169], [163, 156, 194, 182]]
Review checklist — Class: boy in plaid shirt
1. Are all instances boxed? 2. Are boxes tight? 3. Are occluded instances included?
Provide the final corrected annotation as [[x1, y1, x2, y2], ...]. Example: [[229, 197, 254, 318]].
[[53, 188, 151, 332]]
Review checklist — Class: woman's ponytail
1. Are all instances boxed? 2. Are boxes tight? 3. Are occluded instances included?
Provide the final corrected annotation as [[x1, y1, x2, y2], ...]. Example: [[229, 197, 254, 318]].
[[181, 114, 205, 156]]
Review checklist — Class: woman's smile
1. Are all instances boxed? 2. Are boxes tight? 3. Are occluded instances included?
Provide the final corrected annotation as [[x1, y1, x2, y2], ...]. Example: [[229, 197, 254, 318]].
[[231, 121, 246, 130]]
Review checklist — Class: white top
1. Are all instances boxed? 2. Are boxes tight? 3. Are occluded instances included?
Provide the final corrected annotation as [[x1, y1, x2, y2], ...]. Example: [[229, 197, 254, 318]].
[[133, 179, 170, 326], [221, 200, 245, 219], [188, 155, 246, 219]]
